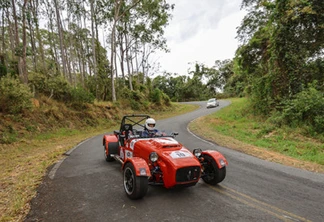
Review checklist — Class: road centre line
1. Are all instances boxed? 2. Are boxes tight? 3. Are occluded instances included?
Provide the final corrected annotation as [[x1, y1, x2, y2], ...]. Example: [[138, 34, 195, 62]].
[[207, 184, 311, 222], [223, 186, 310, 222]]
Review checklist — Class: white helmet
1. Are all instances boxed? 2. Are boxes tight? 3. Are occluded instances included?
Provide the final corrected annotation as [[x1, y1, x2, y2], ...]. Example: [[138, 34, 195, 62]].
[[145, 118, 156, 131]]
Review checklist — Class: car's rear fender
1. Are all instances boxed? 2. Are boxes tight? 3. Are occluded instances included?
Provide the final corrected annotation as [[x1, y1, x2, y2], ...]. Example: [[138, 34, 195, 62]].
[[103, 134, 119, 155], [103, 134, 118, 145], [202, 150, 228, 169], [122, 157, 151, 177]]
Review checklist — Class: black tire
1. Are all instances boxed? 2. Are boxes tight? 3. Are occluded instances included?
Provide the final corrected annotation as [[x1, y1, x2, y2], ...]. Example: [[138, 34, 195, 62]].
[[202, 155, 226, 185], [104, 141, 115, 162], [123, 162, 148, 200]]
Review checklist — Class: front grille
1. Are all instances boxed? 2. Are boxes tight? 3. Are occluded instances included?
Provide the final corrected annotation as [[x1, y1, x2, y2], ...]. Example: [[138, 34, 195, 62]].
[[176, 166, 200, 182]]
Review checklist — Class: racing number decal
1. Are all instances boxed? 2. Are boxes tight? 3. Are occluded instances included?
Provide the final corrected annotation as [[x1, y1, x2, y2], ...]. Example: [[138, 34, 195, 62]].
[[170, 150, 192, 159], [125, 150, 133, 158]]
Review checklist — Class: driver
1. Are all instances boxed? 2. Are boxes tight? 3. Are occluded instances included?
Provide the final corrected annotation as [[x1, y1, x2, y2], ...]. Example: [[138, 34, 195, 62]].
[[142, 118, 163, 137]]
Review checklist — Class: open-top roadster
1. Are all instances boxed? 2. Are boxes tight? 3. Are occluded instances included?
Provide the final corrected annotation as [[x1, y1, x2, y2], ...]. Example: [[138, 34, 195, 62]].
[[103, 114, 228, 199]]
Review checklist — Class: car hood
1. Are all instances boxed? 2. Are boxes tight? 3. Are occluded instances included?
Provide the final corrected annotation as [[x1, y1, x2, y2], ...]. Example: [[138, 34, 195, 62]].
[[131, 137, 200, 167]]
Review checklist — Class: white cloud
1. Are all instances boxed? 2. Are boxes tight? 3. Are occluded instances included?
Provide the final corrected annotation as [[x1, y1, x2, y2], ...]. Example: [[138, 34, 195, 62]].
[[154, 0, 247, 76]]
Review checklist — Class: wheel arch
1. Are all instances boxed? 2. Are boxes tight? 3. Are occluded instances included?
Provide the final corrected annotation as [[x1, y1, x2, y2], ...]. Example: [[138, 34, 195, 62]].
[[122, 157, 151, 177], [202, 150, 228, 169]]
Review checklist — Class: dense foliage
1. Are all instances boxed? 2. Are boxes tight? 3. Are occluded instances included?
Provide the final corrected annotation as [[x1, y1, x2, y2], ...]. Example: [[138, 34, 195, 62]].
[[223, 0, 324, 133], [1, 0, 323, 134], [152, 61, 232, 102]]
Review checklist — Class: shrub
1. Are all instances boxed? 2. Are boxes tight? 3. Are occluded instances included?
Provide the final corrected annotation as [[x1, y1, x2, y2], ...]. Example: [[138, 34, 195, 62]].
[[150, 88, 162, 105], [30, 73, 95, 105], [0, 76, 33, 113], [70, 87, 95, 104], [0, 62, 7, 78], [278, 83, 324, 133], [46, 76, 71, 101], [130, 100, 140, 110], [119, 87, 132, 99], [131, 90, 144, 101], [162, 93, 171, 106], [28, 72, 47, 94]]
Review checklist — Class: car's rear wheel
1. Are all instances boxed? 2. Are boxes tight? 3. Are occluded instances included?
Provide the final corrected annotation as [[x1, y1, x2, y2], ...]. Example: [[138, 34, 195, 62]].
[[104, 140, 115, 162], [202, 155, 226, 185], [123, 162, 148, 199]]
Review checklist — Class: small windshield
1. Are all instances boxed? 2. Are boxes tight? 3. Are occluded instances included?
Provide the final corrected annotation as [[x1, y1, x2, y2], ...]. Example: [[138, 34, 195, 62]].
[[208, 98, 215, 102]]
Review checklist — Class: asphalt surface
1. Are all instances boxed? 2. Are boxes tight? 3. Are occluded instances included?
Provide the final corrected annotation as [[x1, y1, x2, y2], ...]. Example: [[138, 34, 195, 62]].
[[25, 101, 324, 222]]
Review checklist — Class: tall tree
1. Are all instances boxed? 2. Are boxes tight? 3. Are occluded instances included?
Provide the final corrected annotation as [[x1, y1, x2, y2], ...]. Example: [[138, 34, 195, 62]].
[[53, 0, 68, 78], [20, 0, 29, 83]]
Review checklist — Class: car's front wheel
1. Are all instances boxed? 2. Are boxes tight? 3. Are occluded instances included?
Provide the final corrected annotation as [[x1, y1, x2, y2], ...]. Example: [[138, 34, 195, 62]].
[[123, 162, 148, 199], [201, 155, 226, 185]]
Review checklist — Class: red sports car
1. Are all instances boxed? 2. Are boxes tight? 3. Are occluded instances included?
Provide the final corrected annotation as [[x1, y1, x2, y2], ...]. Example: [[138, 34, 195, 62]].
[[103, 114, 228, 199]]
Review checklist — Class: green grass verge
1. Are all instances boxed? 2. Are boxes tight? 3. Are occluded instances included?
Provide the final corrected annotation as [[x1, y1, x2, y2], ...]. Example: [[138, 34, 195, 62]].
[[190, 98, 324, 166]]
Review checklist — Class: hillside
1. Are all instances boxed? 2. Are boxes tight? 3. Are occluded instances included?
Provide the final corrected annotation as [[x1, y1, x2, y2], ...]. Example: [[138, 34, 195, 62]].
[[0, 98, 198, 221]]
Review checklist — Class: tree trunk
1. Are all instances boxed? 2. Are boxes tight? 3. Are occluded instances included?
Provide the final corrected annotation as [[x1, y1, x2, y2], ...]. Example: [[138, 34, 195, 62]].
[[124, 32, 133, 90], [27, 7, 37, 72], [53, 0, 67, 78], [95, 13, 101, 100], [46, 6, 60, 76], [111, 20, 117, 102], [142, 44, 146, 82], [32, 0, 46, 73], [21, 0, 28, 84], [11, 0, 24, 78], [5, 8, 15, 58], [119, 32, 125, 80], [1, 9, 5, 54], [135, 42, 139, 81]]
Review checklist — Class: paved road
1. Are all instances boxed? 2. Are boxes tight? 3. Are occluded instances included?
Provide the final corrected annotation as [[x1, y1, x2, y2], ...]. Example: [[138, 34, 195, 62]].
[[26, 101, 324, 222]]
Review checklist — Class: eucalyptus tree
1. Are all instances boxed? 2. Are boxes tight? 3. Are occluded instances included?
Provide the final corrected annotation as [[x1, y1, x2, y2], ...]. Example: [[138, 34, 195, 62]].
[[20, 0, 29, 83], [30, 0, 46, 73], [100, 0, 142, 102], [0, 0, 11, 63], [131, 0, 173, 81], [102, 0, 173, 100], [0, 1, 7, 77], [44, 0, 61, 76], [53, 0, 68, 79], [8, 0, 25, 81], [9, 0, 29, 83]]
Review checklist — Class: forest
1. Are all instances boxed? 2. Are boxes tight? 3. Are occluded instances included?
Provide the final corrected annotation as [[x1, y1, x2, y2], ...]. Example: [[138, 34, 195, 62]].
[[0, 0, 323, 135]]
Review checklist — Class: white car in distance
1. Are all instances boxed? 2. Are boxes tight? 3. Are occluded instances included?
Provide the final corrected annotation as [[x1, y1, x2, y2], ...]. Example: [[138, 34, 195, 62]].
[[206, 98, 219, 109]]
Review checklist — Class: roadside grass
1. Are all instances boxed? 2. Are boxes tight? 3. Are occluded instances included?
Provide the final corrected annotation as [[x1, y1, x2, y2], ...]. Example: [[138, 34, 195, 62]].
[[0, 103, 198, 222], [189, 98, 324, 172]]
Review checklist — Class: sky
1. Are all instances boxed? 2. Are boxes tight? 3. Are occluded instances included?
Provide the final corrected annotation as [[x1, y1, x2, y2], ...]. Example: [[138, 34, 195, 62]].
[[154, 0, 247, 76]]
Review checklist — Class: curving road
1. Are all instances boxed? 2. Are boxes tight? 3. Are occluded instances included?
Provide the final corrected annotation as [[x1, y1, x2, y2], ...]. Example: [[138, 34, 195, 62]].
[[25, 101, 324, 222]]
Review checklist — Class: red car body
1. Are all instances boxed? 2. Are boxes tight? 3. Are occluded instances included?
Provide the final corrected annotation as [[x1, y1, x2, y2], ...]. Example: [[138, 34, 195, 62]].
[[103, 114, 228, 199]]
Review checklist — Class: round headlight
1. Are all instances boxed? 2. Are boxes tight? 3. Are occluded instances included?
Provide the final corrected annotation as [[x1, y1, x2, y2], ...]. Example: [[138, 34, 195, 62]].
[[193, 148, 202, 158], [149, 152, 158, 162]]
